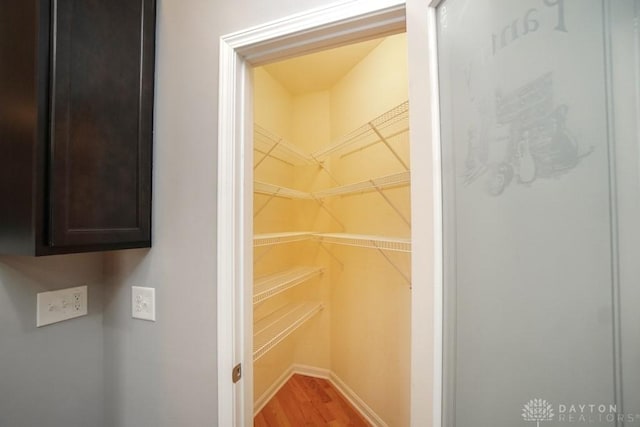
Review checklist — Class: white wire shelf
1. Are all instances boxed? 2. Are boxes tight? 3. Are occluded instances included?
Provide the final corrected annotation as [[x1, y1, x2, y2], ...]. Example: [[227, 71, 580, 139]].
[[253, 301, 323, 361], [254, 181, 312, 199], [254, 232, 314, 247], [254, 266, 323, 304], [313, 233, 411, 252], [254, 171, 410, 202], [254, 124, 312, 166], [311, 101, 409, 160], [312, 171, 410, 198]]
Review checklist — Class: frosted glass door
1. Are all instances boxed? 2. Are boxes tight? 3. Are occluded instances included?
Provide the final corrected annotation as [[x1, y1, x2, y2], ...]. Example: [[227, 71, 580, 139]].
[[437, 0, 640, 426]]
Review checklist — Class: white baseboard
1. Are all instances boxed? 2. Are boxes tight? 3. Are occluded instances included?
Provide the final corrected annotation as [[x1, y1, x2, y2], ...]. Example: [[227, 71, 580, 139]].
[[253, 365, 295, 415], [254, 363, 387, 427], [328, 371, 389, 427], [291, 363, 331, 379]]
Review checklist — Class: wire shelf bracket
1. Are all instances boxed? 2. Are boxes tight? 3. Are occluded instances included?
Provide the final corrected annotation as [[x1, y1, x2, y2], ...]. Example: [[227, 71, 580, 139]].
[[313, 233, 410, 285], [310, 171, 410, 227], [254, 181, 312, 218], [370, 179, 410, 227], [254, 172, 410, 224], [254, 267, 324, 305], [254, 181, 312, 200], [253, 301, 323, 362], [312, 171, 410, 198], [318, 242, 344, 270], [311, 101, 409, 161], [311, 195, 346, 231], [369, 121, 409, 171], [254, 191, 278, 218], [254, 232, 314, 247], [339, 128, 408, 159], [254, 245, 274, 264], [254, 125, 313, 167], [310, 153, 342, 186], [374, 246, 411, 286], [254, 137, 282, 169]]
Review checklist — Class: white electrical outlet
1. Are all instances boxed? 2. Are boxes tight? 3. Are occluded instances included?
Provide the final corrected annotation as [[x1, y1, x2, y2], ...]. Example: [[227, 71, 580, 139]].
[[132, 286, 156, 321], [36, 285, 88, 327]]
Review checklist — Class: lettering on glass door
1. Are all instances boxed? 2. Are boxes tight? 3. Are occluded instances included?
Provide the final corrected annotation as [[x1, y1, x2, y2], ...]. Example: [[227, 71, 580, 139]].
[[446, 0, 598, 197]]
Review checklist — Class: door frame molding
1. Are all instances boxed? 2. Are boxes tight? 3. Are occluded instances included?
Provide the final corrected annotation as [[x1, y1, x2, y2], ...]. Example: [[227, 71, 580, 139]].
[[216, 1, 443, 425]]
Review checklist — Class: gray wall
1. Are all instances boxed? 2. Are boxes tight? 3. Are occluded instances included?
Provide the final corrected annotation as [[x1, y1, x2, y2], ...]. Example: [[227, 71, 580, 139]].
[[1, 2, 364, 427], [0, 254, 104, 427], [102, 0, 331, 426]]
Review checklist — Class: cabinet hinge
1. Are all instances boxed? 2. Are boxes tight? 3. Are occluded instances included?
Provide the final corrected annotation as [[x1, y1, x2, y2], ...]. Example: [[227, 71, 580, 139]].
[[232, 363, 242, 383]]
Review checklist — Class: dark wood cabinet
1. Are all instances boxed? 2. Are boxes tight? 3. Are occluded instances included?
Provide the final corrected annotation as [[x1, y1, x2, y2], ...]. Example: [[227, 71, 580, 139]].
[[0, 0, 155, 255]]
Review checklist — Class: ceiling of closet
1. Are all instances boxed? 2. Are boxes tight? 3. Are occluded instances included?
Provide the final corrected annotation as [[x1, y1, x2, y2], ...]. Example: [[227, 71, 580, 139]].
[[262, 38, 384, 94]]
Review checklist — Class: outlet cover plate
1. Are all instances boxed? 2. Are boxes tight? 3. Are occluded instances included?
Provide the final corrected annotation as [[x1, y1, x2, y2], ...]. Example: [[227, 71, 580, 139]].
[[36, 285, 88, 327], [132, 286, 156, 321]]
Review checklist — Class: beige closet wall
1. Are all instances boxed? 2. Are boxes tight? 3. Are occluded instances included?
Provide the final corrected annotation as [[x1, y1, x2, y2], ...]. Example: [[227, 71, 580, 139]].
[[328, 33, 411, 427], [253, 68, 296, 400], [253, 68, 295, 239], [331, 34, 409, 137], [254, 68, 294, 189], [253, 71, 331, 401], [290, 91, 333, 370]]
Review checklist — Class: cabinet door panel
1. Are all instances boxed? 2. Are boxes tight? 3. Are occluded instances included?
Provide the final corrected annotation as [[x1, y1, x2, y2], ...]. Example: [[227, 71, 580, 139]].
[[49, 0, 154, 248]]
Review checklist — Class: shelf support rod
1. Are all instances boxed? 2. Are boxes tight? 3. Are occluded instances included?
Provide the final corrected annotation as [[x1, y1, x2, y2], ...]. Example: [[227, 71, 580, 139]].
[[370, 180, 411, 227], [369, 122, 409, 171], [339, 128, 408, 159], [254, 189, 281, 217], [253, 245, 274, 264], [373, 244, 411, 286], [254, 139, 281, 170], [310, 154, 341, 186], [312, 196, 346, 231], [318, 242, 344, 269]]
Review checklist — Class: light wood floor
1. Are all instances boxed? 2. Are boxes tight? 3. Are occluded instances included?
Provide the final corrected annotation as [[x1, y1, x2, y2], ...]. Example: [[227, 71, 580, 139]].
[[254, 374, 371, 427]]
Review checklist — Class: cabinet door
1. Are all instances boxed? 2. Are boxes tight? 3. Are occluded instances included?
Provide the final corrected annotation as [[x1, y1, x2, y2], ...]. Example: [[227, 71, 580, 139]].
[[49, 0, 154, 248]]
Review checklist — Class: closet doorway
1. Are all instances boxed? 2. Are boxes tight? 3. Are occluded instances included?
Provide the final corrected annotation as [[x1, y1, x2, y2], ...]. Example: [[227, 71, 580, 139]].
[[253, 34, 410, 426], [216, 1, 440, 426]]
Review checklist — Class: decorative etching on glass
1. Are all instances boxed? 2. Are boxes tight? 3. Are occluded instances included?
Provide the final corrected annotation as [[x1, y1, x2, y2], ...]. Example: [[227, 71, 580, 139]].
[[464, 72, 593, 196]]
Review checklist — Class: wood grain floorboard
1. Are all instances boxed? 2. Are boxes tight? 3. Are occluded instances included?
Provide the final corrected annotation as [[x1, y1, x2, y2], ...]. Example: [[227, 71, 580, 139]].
[[255, 374, 371, 426]]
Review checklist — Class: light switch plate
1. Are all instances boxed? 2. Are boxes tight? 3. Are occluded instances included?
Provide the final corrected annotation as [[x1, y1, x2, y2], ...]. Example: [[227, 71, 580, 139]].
[[132, 286, 156, 321], [37, 285, 88, 327]]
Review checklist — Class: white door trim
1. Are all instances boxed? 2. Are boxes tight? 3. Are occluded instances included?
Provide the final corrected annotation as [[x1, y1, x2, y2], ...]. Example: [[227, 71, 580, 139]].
[[216, 1, 443, 425], [426, 4, 443, 427]]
